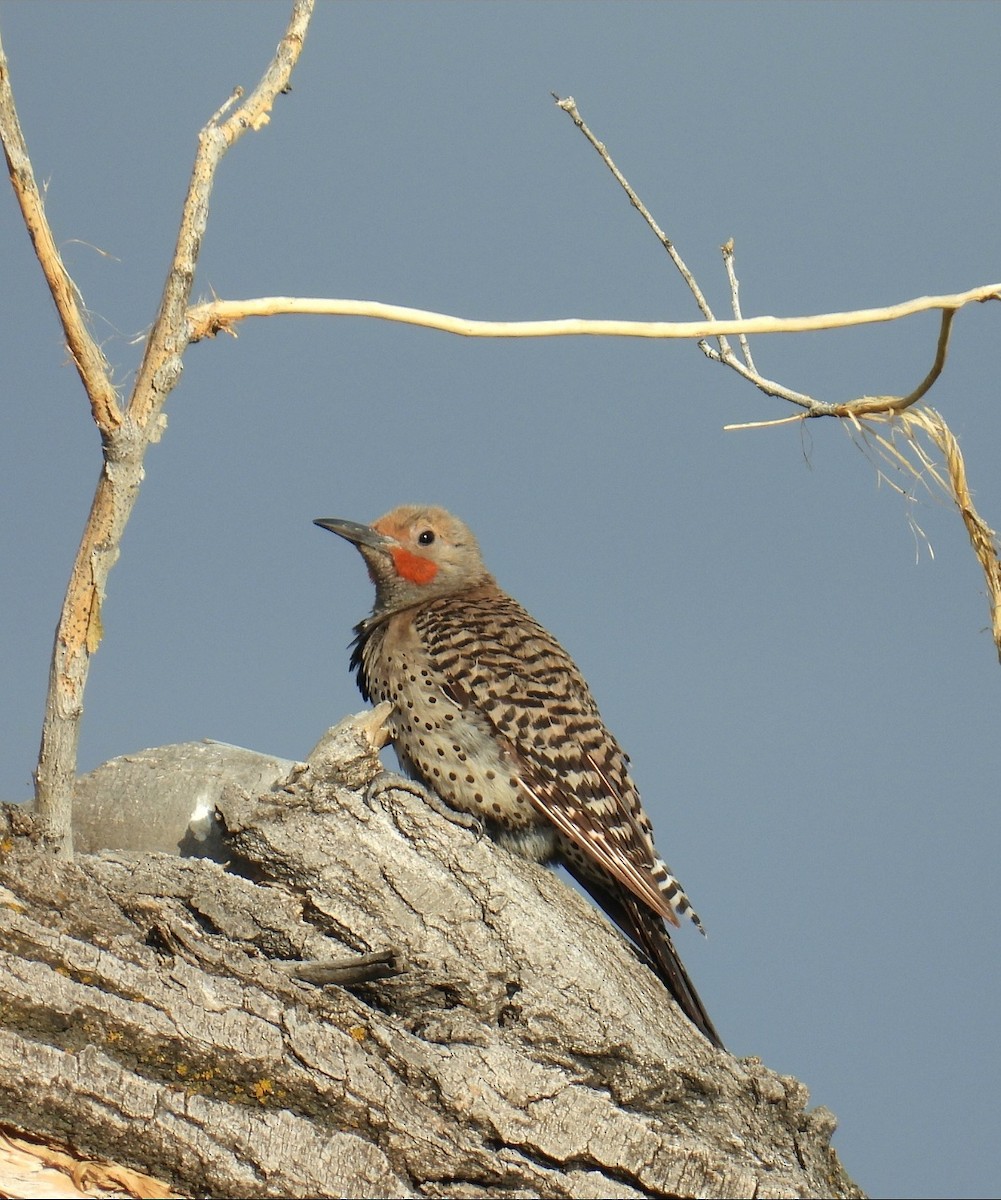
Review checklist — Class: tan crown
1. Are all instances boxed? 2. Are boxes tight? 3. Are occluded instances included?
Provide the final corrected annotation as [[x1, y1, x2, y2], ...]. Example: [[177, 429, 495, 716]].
[[328, 505, 494, 614]]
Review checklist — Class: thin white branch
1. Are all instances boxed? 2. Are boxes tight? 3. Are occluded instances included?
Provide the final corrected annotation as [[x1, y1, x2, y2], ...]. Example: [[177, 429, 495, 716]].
[[187, 284, 1000, 345]]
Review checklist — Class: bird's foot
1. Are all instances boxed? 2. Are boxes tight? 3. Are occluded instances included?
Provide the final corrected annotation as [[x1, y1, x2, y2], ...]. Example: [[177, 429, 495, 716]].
[[365, 770, 483, 836]]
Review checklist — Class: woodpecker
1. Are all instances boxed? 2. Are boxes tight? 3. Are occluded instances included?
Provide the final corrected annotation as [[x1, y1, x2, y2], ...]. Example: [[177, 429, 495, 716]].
[[315, 505, 723, 1048]]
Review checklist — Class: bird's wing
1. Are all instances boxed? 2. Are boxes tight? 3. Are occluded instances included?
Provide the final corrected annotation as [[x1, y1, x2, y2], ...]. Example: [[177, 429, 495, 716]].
[[513, 749, 683, 927], [418, 590, 688, 928]]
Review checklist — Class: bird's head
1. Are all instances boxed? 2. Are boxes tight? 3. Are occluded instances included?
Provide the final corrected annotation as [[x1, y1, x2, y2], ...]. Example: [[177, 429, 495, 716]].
[[314, 505, 493, 613]]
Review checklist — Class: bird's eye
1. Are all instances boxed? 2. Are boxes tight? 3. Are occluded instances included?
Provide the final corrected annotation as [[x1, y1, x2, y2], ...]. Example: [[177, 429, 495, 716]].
[[417, 530, 436, 546]]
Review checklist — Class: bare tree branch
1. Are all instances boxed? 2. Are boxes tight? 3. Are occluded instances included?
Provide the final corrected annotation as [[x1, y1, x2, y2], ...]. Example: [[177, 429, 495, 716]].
[[551, 93, 994, 420], [552, 93, 722, 333], [186, 282, 1000, 344], [130, 5, 313, 433], [551, 92, 1001, 662], [0, 35, 121, 433], [0, 1, 315, 857], [721, 238, 757, 371]]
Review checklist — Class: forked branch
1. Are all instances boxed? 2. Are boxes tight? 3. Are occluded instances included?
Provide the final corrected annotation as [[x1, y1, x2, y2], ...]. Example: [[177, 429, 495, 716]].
[[0, 1, 314, 856], [553, 93, 1001, 660], [553, 94, 986, 421]]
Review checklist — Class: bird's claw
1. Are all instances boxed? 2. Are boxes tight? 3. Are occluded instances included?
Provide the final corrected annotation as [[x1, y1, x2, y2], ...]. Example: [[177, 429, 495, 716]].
[[365, 770, 483, 837]]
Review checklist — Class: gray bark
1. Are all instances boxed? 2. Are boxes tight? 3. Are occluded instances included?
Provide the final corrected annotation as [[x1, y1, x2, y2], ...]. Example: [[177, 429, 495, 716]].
[[0, 712, 863, 1199]]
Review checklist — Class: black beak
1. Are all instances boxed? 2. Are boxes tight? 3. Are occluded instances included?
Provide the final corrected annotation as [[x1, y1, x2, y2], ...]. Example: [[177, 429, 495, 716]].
[[314, 517, 397, 552]]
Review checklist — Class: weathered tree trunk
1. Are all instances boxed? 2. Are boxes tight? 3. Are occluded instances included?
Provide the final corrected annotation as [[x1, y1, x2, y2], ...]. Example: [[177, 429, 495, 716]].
[[0, 712, 863, 1199]]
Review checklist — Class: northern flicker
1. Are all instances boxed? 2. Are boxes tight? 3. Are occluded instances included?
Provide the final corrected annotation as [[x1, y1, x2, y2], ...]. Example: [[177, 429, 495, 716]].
[[314, 505, 723, 1049]]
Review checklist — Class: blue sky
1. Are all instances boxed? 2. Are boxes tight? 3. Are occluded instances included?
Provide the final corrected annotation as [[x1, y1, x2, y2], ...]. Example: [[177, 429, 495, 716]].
[[2, 4, 999, 1197]]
